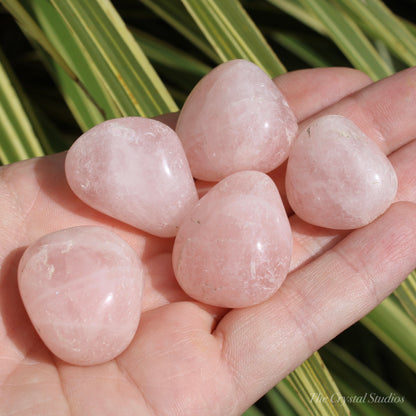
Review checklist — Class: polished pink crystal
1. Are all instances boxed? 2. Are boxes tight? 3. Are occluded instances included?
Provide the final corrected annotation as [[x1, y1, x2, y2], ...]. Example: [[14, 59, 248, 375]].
[[285, 115, 398, 229], [18, 226, 143, 366], [176, 59, 298, 181], [172, 171, 292, 308], [65, 117, 198, 237]]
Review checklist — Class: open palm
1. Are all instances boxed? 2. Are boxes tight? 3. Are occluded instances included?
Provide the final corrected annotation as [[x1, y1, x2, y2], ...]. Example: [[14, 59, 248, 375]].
[[1, 67, 416, 416]]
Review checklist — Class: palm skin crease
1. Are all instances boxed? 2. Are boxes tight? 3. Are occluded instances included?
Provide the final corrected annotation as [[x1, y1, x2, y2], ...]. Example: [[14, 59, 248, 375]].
[[1, 66, 416, 415]]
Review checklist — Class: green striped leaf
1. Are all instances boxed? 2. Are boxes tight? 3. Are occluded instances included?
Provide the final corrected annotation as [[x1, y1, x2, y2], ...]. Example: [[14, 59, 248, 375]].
[[269, 31, 333, 68], [139, 0, 219, 62], [374, 39, 396, 73], [321, 342, 416, 416], [0, 0, 77, 82], [242, 405, 266, 416], [132, 29, 211, 104], [48, 58, 107, 132], [21, 0, 119, 129], [337, 0, 416, 67], [50, 0, 178, 117], [265, 0, 326, 34], [277, 379, 311, 416], [394, 272, 416, 324], [0, 48, 45, 164], [278, 352, 351, 416], [402, 18, 416, 38], [297, 0, 393, 80], [132, 29, 211, 78], [361, 297, 416, 373], [266, 385, 300, 416], [181, 0, 286, 77]]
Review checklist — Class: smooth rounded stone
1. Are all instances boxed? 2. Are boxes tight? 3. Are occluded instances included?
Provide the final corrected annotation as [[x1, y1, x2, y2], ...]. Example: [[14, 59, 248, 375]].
[[172, 171, 292, 308], [176, 59, 298, 181], [18, 226, 144, 366], [65, 117, 198, 238], [286, 115, 398, 230]]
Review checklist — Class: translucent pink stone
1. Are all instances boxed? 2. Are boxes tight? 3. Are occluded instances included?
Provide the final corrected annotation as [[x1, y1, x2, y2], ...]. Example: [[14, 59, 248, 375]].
[[286, 115, 398, 229], [65, 117, 198, 237], [172, 171, 292, 308], [18, 226, 143, 366], [176, 59, 298, 181]]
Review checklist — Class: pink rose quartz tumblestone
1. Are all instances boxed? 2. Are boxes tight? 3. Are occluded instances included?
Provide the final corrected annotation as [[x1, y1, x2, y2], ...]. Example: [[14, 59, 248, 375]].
[[18, 226, 143, 366], [65, 117, 198, 238], [172, 171, 292, 308], [176, 59, 298, 181], [285, 115, 398, 229]]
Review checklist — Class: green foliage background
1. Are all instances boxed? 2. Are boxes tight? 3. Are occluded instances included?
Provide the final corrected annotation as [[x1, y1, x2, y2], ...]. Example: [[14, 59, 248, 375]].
[[0, 1, 416, 415]]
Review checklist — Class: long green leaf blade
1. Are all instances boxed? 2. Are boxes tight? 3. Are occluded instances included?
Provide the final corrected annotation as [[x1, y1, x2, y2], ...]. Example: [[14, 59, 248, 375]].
[[394, 271, 416, 324], [321, 342, 416, 416], [277, 379, 311, 415], [402, 18, 416, 38], [21, 0, 119, 129], [242, 406, 265, 416], [50, 0, 177, 117], [361, 297, 416, 373], [279, 352, 351, 416], [337, 0, 416, 67], [181, 0, 286, 77], [269, 31, 332, 68], [266, 385, 300, 416], [265, 0, 326, 34], [298, 0, 392, 80], [0, 0, 77, 81], [49, 58, 107, 132], [132, 29, 211, 78], [132, 28, 211, 104], [139, 0, 219, 62], [0, 48, 44, 164]]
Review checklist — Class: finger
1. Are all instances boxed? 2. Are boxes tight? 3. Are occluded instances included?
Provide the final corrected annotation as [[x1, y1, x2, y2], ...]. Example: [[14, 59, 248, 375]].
[[303, 66, 416, 154], [273, 67, 372, 122], [389, 138, 416, 203], [214, 201, 416, 414], [153, 111, 179, 130]]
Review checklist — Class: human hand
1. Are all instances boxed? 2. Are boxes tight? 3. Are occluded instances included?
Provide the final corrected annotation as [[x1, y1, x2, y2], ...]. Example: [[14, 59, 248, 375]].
[[1, 66, 416, 415]]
